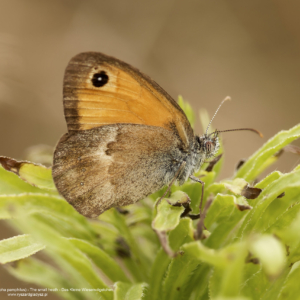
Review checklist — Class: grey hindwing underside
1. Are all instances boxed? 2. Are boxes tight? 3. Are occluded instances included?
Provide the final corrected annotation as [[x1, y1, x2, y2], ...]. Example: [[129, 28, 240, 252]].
[[52, 123, 184, 218]]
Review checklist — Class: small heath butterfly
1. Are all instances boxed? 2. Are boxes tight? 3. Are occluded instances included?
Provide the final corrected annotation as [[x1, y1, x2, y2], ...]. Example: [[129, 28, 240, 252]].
[[52, 52, 261, 218]]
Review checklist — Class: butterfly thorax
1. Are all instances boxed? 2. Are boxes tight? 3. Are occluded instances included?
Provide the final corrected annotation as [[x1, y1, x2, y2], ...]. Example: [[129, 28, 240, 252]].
[[175, 134, 220, 185]]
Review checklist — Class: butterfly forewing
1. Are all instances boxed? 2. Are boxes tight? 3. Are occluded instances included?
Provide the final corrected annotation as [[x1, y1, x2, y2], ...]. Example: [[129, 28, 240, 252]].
[[63, 52, 193, 148]]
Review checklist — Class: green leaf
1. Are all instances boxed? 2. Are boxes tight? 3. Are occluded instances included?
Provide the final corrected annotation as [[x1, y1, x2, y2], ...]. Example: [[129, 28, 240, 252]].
[[265, 202, 300, 235], [173, 172, 216, 215], [130, 223, 160, 264], [89, 221, 119, 256], [99, 208, 149, 282], [255, 193, 300, 236], [205, 194, 239, 229], [114, 282, 147, 300], [147, 249, 169, 300], [277, 262, 300, 300], [18, 162, 55, 190], [223, 178, 248, 194], [236, 169, 300, 239], [13, 214, 113, 300], [204, 177, 255, 206], [178, 95, 195, 128], [148, 218, 194, 300], [0, 166, 49, 195], [213, 297, 250, 300], [0, 157, 56, 191], [254, 171, 282, 189], [6, 257, 83, 300], [124, 202, 152, 226], [239, 265, 267, 300], [161, 218, 195, 300], [162, 253, 199, 300], [235, 124, 300, 181], [183, 241, 228, 268], [185, 263, 211, 300], [169, 218, 194, 251], [276, 211, 300, 265], [210, 243, 248, 298], [69, 238, 129, 283], [0, 234, 44, 264], [294, 164, 300, 171], [249, 235, 286, 278], [260, 268, 290, 300], [204, 194, 248, 249], [152, 195, 185, 232], [0, 194, 97, 242]]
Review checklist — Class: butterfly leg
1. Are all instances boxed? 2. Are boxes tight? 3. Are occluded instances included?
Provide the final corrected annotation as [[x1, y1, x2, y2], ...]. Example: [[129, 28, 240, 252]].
[[155, 161, 186, 208], [153, 161, 187, 257], [189, 175, 205, 215], [195, 195, 213, 240], [189, 175, 214, 239]]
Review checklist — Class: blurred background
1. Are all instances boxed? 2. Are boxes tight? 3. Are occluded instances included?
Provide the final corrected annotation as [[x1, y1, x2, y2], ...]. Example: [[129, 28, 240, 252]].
[[0, 0, 300, 298]]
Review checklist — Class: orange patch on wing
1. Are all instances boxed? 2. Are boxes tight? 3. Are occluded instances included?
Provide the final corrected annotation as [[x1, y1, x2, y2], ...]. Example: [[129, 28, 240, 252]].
[[63, 52, 193, 148]]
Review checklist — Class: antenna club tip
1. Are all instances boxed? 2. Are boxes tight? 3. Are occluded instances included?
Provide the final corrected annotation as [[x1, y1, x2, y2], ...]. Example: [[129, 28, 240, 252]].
[[224, 96, 231, 101], [252, 128, 264, 138]]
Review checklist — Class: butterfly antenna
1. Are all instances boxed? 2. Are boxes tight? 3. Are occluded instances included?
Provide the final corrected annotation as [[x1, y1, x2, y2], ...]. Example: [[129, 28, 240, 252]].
[[205, 96, 231, 136], [212, 128, 263, 138]]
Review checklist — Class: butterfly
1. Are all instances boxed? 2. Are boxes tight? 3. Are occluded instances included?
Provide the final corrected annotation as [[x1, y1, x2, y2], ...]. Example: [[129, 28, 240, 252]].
[[52, 52, 259, 218]]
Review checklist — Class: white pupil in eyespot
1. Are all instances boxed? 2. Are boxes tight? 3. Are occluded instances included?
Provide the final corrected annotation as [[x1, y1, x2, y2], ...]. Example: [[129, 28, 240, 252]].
[[98, 77, 102, 81]]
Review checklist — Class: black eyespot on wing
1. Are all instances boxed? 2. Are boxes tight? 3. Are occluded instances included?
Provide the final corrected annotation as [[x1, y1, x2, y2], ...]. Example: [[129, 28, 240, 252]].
[[92, 71, 109, 87]]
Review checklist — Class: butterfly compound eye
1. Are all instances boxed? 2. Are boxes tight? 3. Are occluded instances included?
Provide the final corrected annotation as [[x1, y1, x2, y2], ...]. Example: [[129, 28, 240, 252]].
[[205, 141, 214, 153], [92, 71, 109, 87]]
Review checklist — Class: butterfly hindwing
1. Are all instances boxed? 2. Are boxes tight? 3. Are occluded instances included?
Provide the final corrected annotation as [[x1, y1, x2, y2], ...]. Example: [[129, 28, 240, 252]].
[[52, 124, 183, 218]]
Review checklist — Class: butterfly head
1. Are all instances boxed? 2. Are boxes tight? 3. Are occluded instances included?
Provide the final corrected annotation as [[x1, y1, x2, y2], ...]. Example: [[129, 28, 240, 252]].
[[196, 132, 220, 159], [195, 96, 262, 160], [204, 132, 220, 158], [196, 96, 228, 159]]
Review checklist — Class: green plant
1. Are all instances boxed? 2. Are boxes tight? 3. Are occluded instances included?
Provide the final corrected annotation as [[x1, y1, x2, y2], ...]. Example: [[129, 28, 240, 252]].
[[1, 98, 300, 300]]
